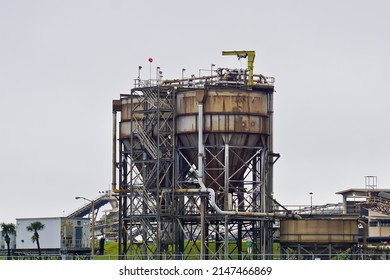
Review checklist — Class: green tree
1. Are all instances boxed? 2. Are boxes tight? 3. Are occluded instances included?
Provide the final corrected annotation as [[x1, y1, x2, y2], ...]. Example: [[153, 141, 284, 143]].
[[26, 221, 45, 258], [1, 223, 16, 258]]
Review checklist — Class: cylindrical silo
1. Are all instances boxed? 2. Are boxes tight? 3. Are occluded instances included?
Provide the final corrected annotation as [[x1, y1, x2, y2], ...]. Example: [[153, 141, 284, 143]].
[[176, 87, 271, 196]]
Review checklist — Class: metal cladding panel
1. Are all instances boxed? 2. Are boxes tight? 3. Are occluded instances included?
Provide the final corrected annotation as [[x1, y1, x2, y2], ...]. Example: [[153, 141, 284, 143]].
[[369, 227, 390, 237], [120, 98, 144, 121], [119, 121, 144, 140], [176, 88, 268, 116], [119, 121, 132, 139], [280, 219, 359, 244], [176, 87, 270, 136], [176, 114, 268, 134]]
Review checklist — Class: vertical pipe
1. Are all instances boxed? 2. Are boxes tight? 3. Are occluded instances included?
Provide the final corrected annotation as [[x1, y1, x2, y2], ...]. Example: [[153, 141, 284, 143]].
[[112, 108, 121, 259], [198, 102, 205, 260], [266, 88, 275, 258], [224, 143, 229, 260], [224, 143, 229, 210], [112, 111, 117, 193], [198, 103, 204, 182], [200, 196, 206, 260], [267, 89, 274, 214]]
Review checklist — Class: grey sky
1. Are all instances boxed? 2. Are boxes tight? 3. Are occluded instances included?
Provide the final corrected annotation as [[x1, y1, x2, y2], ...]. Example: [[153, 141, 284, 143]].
[[1, 0, 390, 223]]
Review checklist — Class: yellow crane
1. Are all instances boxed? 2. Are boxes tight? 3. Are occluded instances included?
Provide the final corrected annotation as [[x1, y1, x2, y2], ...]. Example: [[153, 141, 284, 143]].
[[222, 50, 255, 85]]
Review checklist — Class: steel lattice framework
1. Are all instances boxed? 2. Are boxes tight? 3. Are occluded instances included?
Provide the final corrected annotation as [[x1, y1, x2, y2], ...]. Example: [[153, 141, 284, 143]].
[[114, 72, 278, 260], [117, 86, 176, 258], [175, 133, 276, 259]]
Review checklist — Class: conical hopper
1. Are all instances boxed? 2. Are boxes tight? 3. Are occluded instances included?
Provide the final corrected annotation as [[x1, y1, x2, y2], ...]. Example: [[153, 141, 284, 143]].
[[176, 87, 272, 192], [178, 132, 265, 192]]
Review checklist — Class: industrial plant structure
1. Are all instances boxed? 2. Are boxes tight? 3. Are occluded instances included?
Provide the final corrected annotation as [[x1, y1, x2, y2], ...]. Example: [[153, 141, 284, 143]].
[[3, 53, 388, 260], [111, 51, 293, 260]]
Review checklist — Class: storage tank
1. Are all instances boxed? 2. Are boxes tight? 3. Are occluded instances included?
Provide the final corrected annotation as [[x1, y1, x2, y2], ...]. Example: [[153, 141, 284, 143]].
[[176, 86, 272, 195], [280, 218, 359, 244], [279, 217, 359, 259], [117, 83, 274, 199]]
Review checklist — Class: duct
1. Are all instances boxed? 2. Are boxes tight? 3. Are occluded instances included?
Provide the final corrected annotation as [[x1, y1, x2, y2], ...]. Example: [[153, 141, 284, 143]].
[[175, 187, 300, 219], [208, 187, 284, 218], [198, 101, 206, 259], [198, 103, 205, 188]]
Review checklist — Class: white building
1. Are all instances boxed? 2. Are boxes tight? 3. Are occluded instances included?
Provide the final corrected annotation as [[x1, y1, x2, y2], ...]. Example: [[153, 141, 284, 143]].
[[15, 217, 90, 255]]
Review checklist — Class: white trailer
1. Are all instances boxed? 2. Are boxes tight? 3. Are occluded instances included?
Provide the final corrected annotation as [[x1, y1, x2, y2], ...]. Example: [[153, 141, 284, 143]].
[[15, 217, 90, 254]]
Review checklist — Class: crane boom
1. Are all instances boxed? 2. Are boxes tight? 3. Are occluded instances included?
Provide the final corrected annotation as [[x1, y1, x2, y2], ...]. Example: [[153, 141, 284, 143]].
[[222, 50, 256, 85]]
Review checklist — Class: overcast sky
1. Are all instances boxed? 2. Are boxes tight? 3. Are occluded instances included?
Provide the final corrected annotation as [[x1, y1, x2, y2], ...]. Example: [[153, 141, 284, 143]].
[[1, 0, 390, 223]]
